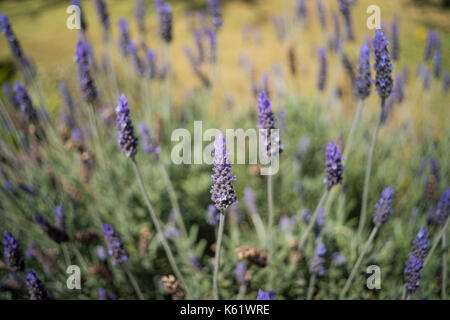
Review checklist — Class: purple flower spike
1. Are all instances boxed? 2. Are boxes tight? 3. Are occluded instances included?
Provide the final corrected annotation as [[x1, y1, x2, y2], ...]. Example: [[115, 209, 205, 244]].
[[27, 269, 49, 300], [243, 187, 258, 216], [257, 91, 284, 157], [75, 40, 98, 104], [210, 133, 237, 212], [404, 255, 422, 294], [139, 122, 161, 159], [3, 83, 20, 110], [391, 17, 400, 61], [433, 48, 442, 79], [411, 226, 428, 264], [98, 287, 117, 300], [423, 30, 439, 62], [134, 0, 147, 35], [435, 189, 450, 226], [373, 29, 393, 100], [443, 72, 450, 94], [296, 0, 307, 23], [115, 94, 138, 158], [154, 0, 172, 43], [256, 289, 276, 300], [71, 0, 87, 32], [14, 81, 38, 125], [54, 205, 66, 232], [316, 0, 326, 30], [206, 28, 217, 64], [146, 48, 157, 79], [355, 42, 372, 100], [331, 252, 346, 266], [93, 0, 110, 42], [392, 73, 404, 103], [373, 187, 394, 227], [309, 242, 326, 276], [118, 19, 131, 57], [337, 0, 355, 41], [234, 262, 247, 285], [207, 0, 223, 31], [324, 142, 344, 190], [101, 224, 128, 266], [317, 48, 327, 91], [128, 41, 146, 76], [3, 231, 25, 272], [189, 255, 203, 272], [0, 14, 27, 65]]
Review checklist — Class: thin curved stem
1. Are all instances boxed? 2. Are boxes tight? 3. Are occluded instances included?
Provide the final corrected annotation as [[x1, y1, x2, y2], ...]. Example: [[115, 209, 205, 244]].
[[358, 104, 384, 241], [123, 264, 145, 300], [267, 174, 274, 289], [298, 189, 329, 251], [424, 218, 449, 267], [306, 274, 317, 300], [343, 99, 364, 163], [131, 159, 189, 296], [213, 212, 226, 300], [340, 226, 379, 299]]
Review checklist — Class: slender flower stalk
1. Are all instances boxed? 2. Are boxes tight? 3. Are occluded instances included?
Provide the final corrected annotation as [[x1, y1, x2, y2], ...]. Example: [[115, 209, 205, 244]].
[[307, 242, 326, 300], [154, 0, 172, 43], [358, 29, 393, 239], [340, 187, 394, 299], [317, 48, 327, 91], [115, 94, 188, 295], [75, 40, 98, 105], [210, 133, 236, 299], [207, 0, 223, 31]]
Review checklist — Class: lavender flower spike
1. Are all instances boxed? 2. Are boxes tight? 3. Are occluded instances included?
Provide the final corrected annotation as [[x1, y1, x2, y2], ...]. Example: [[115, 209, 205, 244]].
[[54, 205, 66, 232], [310, 242, 327, 276], [207, 0, 223, 31], [324, 142, 344, 190], [257, 91, 284, 157], [134, 0, 147, 36], [14, 81, 38, 125], [411, 226, 429, 264], [373, 29, 393, 100], [316, 0, 326, 30], [256, 289, 276, 300], [210, 133, 237, 212], [435, 189, 450, 226], [3, 83, 20, 109], [3, 231, 25, 272], [101, 224, 128, 266], [317, 48, 327, 91], [93, 0, 110, 42], [115, 94, 138, 158], [118, 19, 131, 57], [128, 41, 146, 76], [27, 269, 49, 300], [0, 14, 26, 65], [404, 255, 422, 294], [234, 262, 247, 285], [71, 0, 87, 32], [139, 122, 161, 159], [391, 17, 400, 61], [355, 42, 372, 100], [337, 0, 355, 41], [146, 48, 157, 79], [373, 187, 394, 227], [75, 40, 98, 104], [154, 0, 173, 43]]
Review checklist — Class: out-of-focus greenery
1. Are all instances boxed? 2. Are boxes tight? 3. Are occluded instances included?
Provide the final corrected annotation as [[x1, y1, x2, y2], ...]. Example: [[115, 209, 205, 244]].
[[0, 0, 448, 300]]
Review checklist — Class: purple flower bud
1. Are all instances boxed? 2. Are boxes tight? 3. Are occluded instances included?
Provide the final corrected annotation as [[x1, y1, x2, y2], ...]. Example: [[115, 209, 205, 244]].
[[128, 41, 146, 76], [279, 215, 297, 231], [443, 72, 450, 94], [423, 29, 438, 61], [207, 0, 223, 31], [373, 187, 394, 227], [309, 242, 326, 276], [98, 287, 116, 300], [234, 262, 247, 285], [355, 42, 372, 100], [256, 288, 276, 300], [324, 141, 344, 190], [154, 0, 173, 43], [317, 48, 327, 91], [257, 92, 284, 157], [243, 187, 258, 216], [373, 29, 393, 99], [139, 122, 161, 158], [54, 205, 66, 232], [0, 14, 26, 63], [14, 82, 38, 125], [435, 189, 450, 226], [27, 269, 49, 300], [205, 28, 217, 64], [331, 11, 341, 51], [146, 48, 157, 79], [300, 209, 311, 224], [101, 224, 128, 266], [392, 73, 404, 103], [411, 226, 428, 264], [3, 231, 24, 272], [75, 40, 98, 104], [433, 48, 441, 79], [210, 133, 237, 211], [189, 255, 203, 272], [296, 0, 308, 23], [404, 255, 422, 294], [93, 0, 110, 42], [164, 226, 180, 240], [134, 0, 147, 35], [337, 0, 355, 41], [115, 94, 138, 158], [331, 252, 346, 266], [96, 245, 107, 261], [118, 19, 131, 57], [314, 208, 326, 238], [3, 83, 20, 109], [391, 17, 400, 61], [206, 204, 221, 226]]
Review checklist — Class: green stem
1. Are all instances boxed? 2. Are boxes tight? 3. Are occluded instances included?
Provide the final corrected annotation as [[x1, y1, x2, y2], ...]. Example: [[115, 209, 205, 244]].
[[213, 212, 226, 300], [306, 274, 317, 300], [424, 218, 449, 267], [358, 104, 384, 241], [340, 226, 379, 299], [131, 159, 189, 296], [401, 287, 407, 300], [298, 189, 329, 251], [123, 264, 145, 300], [61, 243, 71, 267], [343, 99, 364, 163], [158, 160, 187, 237], [267, 174, 274, 289]]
